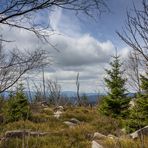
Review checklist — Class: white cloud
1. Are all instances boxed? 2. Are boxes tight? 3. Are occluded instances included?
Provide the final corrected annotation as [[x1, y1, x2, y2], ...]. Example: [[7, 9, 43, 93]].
[[49, 7, 62, 31], [0, 9, 130, 93], [118, 47, 129, 57], [49, 34, 114, 67]]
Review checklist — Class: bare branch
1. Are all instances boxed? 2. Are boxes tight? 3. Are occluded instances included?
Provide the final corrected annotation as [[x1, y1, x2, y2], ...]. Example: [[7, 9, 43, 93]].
[[125, 51, 142, 92], [47, 79, 61, 106], [117, 0, 148, 65], [0, 0, 108, 42], [0, 41, 49, 93]]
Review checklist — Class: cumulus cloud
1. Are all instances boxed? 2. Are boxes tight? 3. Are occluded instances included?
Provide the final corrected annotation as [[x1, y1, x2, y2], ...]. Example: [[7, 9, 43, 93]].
[[119, 47, 130, 60], [0, 7, 130, 93], [1, 25, 40, 51], [50, 34, 114, 67]]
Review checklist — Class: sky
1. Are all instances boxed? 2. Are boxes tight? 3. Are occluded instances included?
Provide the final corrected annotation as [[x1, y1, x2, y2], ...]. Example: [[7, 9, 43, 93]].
[[0, 0, 142, 93]]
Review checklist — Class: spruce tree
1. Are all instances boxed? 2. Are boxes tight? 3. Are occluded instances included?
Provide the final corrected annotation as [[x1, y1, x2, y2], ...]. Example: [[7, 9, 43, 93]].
[[3, 84, 31, 122], [99, 53, 129, 117], [138, 73, 148, 108], [127, 73, 148, 131], [140, 73, 148, 93], [136, 74, 148, 125]]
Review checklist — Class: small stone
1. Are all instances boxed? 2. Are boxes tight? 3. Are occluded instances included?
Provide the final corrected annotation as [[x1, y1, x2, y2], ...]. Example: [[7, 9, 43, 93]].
[[58, 106, 64, 110], [63, 121, 76, 127], [92, 140, 103, 148], [70, 118, 81, 124], [129, 99, 135, 109], [53, 111, 62, 119], [130, 126, 148, 139], [130, 131, 138, 139], [30, 132, 48, 137], [121, 128, 126, 134], [93, 132, 106, 139], [107, 134, 117, 140], [54, 106, 64, 112], [5, 130, 30, 138]]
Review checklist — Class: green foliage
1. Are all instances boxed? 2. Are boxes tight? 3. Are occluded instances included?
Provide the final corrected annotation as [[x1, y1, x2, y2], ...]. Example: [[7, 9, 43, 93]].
[[126, 74, 148, 132], [62, 107, 94, 122], [137, 74, 148, 121], [0, 96, 4, 114], [140, 74, 148, 93], [99, 54, 130, 118], [0, 97, 4, 123], [3, 84, 31, 122]]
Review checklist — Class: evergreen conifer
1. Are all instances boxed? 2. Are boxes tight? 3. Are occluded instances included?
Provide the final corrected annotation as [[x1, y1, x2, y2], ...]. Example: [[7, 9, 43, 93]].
[[99, 53, 129, 117]]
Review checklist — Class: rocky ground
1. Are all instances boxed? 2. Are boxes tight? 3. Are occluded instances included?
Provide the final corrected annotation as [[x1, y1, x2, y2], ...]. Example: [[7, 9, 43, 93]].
[[0, 105, 147, 148]]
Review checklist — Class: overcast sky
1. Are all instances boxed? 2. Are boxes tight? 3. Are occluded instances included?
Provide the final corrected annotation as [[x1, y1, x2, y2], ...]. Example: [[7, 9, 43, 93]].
[[1, 0, 141, 93]]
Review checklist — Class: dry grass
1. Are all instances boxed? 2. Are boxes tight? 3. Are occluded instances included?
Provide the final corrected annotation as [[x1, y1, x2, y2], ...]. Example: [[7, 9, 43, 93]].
[[0, 106, 147, 148], [99, 136, 148, 148]]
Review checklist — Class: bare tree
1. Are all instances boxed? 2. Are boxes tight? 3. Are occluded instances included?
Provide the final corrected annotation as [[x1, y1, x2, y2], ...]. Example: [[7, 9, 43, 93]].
[[0, 0, 107, 41], [42, 66, 46, 101], [33, 81, 44, 102], [26, 77, 33, 102], [117, 0, 148, 66], [47, 79, 61, 106], [76, 72, 80, 105], [125, 51, 142, 92], [117, 3, 147, 146], [0, 41, 49, 93]]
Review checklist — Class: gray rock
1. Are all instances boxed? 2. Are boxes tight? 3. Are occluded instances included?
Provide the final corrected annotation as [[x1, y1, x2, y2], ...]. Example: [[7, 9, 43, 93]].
[[58, 106, 64, 110], [4, 130, 50, 139], [37, 101, 49, 107], [130, 132, 138, 139], [54, 106, 64, 112], [63, 121, 76, 128], [70, 118, 81, 124], [107, 134, 117, 140], [92, 140, 103, 148], [129, 99, 135, 109], [121, 128, 126, 134], [0, 137, 6, 142], [5, 130, 30, 138], [30, 131, 49, 137], [130, 126, 148, 139], [93, 132, 106, 140], [53, 110, 62, 119]]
